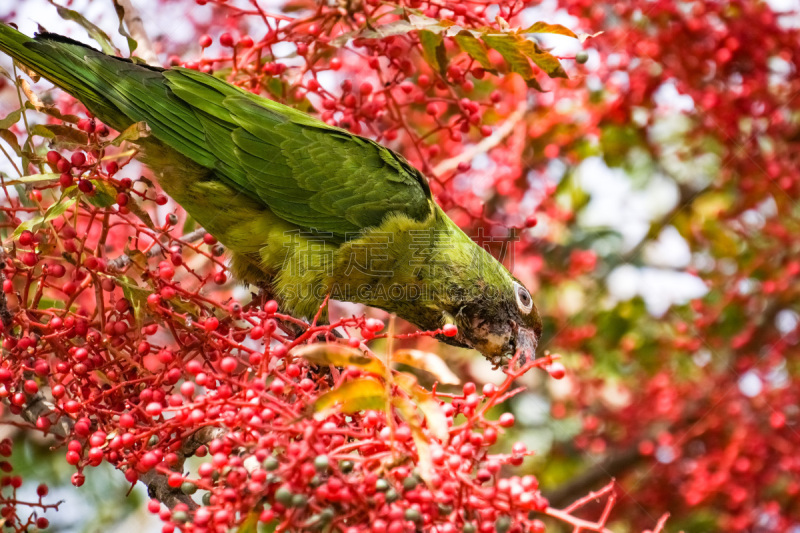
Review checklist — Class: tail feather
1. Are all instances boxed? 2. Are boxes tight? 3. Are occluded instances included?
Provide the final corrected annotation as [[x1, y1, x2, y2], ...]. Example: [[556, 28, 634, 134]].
[[0, 24, 130, 129]]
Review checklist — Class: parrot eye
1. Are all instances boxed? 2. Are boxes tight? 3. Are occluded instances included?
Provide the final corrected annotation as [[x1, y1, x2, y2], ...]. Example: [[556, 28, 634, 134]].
[[513, 282, 533, 314]]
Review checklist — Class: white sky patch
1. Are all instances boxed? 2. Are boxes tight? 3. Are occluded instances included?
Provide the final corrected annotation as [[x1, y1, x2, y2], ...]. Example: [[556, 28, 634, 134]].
[[738, 370, 763, 398], [607, 265, 708, 316], [576, 157, 680, 250], [653, 80, 695, 114], [643, 226, 692, 269], [776, 309, 798, 334]]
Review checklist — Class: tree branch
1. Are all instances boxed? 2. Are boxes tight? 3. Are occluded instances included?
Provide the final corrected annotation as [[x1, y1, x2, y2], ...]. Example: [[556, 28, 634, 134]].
[[433, 99, 529, 176], [0, 250, 14, 329], [543, 445, 643, 509], [11, 390, 199, 509], [107, 228, 207, 272]]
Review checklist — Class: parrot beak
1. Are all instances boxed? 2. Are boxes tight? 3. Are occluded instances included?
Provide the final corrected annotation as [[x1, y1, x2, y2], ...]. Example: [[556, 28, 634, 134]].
[[514, 325, 539, 365]]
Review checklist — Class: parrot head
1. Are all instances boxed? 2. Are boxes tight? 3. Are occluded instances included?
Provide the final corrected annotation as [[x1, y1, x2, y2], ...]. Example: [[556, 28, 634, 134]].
[[437, 276, 542, 367]]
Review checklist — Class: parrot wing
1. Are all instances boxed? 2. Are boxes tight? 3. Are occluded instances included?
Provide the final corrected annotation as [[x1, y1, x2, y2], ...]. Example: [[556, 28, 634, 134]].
[[77, 51, 433, 238]]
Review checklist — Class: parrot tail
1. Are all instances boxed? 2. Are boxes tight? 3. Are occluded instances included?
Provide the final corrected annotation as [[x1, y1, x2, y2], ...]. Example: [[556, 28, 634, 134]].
[[0, 24, 133, 129]]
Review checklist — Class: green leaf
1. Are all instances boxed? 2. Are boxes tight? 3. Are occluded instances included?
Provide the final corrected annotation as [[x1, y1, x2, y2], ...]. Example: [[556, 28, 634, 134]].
[[84, 180, 117, 208], [418, 30, 447, 74], [13, 185, 34, 207], [11, 216, 43, 241], [110, 121, 150, 147], [0, 130, 22, 157], [295, 343, 387, 376], [236, 511, 260, 533], [522, 22, 578, 38], [526, 77, 545, 91], [2, 173, 61, 187], [32, 124, 89, 145], [519, 39, 568, 79], [0, 108, 21, 130], [482, 34, 535, 80], [43, 195, 77, 223], [36, 297, 66, 311], [48, 0, 118, 55], [114, 274, 152, 327], [110, 0, 139, 55], [313, 378, 387, 420], [10, 187, 80, 239], [359, 20, 416, 39], [182, 214, 198, 235], [453, 31, 495, 72], [122, 242, 149, 270], [344, 12, 454, 42], [30, 124, 55, 140], [125, 197, 156, 230]]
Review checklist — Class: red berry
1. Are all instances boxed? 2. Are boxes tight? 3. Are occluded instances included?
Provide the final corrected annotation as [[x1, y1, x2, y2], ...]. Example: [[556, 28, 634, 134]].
[[220, 357, 237, 373], [442, 324, 458, 337], [499, 413, 515, 427], [18, 230, 34, 247], [146, 402, 163, 417], [21, 251, 37, 267], [365, 318, 384, 332], [119, 413, 135, 428], [220, 33, 234, 47], [46, 150, 61, 166], [547, 362, 566, 380], [199, 35, 212, 48], [77, 179, 93, 193], [105, 161, 119, 174], [269, 378, 285, 395], [71, 152, 86, 167]]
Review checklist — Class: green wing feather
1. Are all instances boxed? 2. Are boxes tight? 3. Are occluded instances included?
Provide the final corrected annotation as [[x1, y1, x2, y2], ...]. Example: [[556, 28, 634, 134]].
[[21, 33, 434, 237], [163, 68, 433, 236]]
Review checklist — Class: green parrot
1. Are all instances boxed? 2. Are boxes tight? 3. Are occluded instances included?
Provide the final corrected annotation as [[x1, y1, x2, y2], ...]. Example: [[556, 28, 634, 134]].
[[0, 24, 542, 365]]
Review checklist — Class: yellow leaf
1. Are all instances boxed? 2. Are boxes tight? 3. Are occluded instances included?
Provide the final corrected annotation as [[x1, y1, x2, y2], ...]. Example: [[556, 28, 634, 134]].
[[313, 378, 387, 420], [393, 373, 449, 442], [392, 394, 434, 485], [295, 343, 387, 375], [111, 121, 150, 147], [392, 349, 460, 385], [454, 31, 495, 72], [522, 22, 578, 38], [236, 511, 260, 533], [482, 34, 535, 80], [518, 39, 568, 79], [418, 29, 447, 74]]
